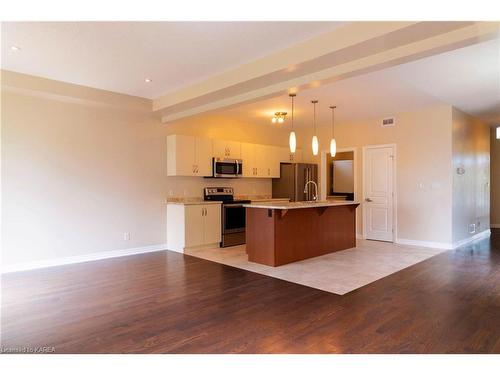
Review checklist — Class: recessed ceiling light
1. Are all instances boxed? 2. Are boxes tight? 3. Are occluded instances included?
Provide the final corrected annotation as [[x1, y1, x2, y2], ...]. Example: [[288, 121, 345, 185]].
[[144, 78, 152, 83], [10, 45, 21, 51]]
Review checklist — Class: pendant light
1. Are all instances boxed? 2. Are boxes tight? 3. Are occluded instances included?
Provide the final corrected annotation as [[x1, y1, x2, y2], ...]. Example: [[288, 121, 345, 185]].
[[289, 93, 297, 153], [329, 105, 337, 157], [311, 100, 319, 156]]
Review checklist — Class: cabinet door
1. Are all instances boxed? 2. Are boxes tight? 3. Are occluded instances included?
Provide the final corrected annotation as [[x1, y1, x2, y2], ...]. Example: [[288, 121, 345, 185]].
[[213, 140, 241, 159], [240, 142, 256, 177], [195, 137, 213, 176], [203, 204, 221, 245], [212, 139, 228, 158], [268, 146, 281, 178], [255, 144, 269, 178], [226, 141, 241, 159], [167, 135, 196, 176], [184, 205, 205, 248]]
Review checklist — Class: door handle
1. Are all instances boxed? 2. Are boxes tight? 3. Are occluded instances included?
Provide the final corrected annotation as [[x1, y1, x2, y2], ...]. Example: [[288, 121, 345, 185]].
[[365, 198, 373, 202]]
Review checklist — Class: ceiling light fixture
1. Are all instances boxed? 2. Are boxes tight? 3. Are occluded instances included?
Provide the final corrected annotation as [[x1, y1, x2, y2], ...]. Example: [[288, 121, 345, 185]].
[[329, 105, 337, 157], [271, 112, 287, 124], [289, 94, 297, 154], [144, 78, 152, 83], [311, 100, 319, 156], [10, 45, 21, 51]]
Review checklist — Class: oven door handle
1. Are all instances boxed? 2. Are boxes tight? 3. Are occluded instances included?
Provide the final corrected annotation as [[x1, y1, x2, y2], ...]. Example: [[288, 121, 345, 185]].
[[223, 203, 244, 207]]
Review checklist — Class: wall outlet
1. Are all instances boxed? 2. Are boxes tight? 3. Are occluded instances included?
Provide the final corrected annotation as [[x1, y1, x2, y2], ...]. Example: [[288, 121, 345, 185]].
[[468, 224, 476, 234], [123, 232, 130, 241]]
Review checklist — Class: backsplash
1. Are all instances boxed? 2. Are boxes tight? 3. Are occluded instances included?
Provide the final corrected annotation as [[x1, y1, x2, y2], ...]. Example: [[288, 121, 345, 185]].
[[165, 176, 272, 199]]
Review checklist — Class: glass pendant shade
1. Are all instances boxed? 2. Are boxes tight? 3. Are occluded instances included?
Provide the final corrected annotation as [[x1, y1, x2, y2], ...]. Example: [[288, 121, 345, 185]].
[[312, 135, 319, 156], [330, 138, 337, 157], [289, 131, 297, 153]]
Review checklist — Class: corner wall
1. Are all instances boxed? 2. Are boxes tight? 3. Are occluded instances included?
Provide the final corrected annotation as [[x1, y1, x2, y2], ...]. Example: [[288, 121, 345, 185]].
[[451, 108, 491, 244], [1, 71, 288, 268], [295, 104, 454, 246], [490, 127, 500, 228]]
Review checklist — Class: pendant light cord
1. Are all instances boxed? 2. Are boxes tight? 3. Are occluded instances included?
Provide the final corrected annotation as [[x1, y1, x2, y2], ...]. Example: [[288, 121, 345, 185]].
[[312, 100, 318, 135], [330, 106, 336, 137]]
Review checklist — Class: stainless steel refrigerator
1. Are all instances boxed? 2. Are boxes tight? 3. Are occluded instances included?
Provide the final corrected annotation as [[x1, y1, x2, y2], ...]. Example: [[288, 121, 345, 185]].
[[272, 163, 318, 202]]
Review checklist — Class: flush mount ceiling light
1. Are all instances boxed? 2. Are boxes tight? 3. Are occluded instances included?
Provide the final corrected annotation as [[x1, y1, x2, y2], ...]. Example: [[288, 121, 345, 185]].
[[272, 112, 287, 124], [329, 105, 337, 157], [311, 100, 319, 156], [10, 45, 21, 51], [144, 78, 152, 83], [289, 94, 297, 154]]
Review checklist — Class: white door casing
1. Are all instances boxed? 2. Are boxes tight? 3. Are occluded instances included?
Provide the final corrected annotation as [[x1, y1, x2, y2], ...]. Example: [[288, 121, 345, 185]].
[[363, 145, 395, 242]]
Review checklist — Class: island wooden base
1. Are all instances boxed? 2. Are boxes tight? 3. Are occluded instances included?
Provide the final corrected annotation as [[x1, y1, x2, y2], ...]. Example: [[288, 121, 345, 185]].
[[246, 204, 359, 266]]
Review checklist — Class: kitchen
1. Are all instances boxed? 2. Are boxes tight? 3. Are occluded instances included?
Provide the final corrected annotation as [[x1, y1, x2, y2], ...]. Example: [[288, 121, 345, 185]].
[[2, 18, 499, 360]]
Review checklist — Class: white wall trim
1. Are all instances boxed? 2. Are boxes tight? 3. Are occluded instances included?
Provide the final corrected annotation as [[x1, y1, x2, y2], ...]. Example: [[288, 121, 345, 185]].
[[491, 224, 500, 229], [1, 243, 169, 274], [397, 229, 491, 250], [395, 238, 453, 250], [452, 229, 491, 249]]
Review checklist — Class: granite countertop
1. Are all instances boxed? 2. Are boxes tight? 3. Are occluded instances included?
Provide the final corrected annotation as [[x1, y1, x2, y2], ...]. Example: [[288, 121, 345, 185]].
[[166, 198, 221, 205], [243, 200, 360, 210], [248, 197, 290, 202]]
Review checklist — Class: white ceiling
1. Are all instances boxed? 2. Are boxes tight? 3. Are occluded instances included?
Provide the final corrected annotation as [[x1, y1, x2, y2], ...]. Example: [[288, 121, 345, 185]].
[[214, 39, 500, 126], [1, 21, 343, 98]]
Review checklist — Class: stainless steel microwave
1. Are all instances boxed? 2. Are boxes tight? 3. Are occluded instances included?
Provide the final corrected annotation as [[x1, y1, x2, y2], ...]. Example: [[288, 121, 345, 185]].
[[212, 158, 243, 178]]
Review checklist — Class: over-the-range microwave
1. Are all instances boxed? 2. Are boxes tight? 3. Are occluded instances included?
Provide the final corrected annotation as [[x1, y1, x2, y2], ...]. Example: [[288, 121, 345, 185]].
[[211, 157, 243, 178]]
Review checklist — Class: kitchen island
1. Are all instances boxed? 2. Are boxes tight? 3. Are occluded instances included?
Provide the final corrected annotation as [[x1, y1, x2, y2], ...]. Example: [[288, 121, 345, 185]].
[[243, 201, 359, 266]]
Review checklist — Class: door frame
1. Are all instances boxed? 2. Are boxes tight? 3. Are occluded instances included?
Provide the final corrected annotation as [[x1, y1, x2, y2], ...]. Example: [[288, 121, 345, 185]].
[[320, 147, 358, 202], [361, 143, 397, 242]]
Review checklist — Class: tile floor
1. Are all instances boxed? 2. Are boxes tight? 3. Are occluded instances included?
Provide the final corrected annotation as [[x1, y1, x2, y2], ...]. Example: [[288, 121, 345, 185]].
[[186, 240, 447, 295]]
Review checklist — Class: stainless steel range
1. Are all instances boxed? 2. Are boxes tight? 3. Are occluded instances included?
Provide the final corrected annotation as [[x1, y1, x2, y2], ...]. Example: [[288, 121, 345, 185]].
[[203, 187, 250, 247]]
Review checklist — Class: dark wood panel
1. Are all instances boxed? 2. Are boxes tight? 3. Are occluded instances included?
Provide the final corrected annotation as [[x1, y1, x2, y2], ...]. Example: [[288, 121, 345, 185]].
[[275, 204, 357, 265], [246, 204, 358, 266], [246, 207, 276, 265], [1, 229, 499, 353]]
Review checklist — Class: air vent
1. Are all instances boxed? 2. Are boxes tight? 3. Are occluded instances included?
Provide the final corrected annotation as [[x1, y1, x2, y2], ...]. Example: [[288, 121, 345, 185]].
[[381, 117, 395, 127]]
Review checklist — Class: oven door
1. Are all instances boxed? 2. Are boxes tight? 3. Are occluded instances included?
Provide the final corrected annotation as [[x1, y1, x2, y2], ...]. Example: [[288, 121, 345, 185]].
[[213, 158, 242, 178], [222, 203, 246, 234]]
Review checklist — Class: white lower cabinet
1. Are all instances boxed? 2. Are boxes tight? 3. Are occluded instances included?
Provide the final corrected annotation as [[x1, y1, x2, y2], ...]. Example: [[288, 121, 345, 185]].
[[167, 203, 221, 252]]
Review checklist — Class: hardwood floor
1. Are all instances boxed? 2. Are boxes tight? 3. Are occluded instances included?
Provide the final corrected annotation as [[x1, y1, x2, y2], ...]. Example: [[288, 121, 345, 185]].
[[1, 230, 499, 353]]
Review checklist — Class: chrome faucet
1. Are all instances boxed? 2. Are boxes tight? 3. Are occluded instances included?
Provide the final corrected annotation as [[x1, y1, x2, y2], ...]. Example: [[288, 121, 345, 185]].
[[304, 180, 318, 202]]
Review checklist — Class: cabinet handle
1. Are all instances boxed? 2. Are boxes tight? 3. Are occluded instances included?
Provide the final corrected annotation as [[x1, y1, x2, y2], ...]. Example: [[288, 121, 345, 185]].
[[268, 168, 270, 175]]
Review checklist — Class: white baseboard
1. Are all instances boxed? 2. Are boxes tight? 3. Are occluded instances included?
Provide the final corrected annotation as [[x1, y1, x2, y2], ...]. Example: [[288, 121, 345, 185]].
[[491, 224, 500, 229], [452, 229, 491, 249], [395, 238, 453, 249], [1, 243, 169, 274], [396, 229, 491, 250]]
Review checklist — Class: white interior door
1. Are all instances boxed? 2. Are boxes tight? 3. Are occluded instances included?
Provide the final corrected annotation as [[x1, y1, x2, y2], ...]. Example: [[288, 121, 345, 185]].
[[363, 146, 394, 242]]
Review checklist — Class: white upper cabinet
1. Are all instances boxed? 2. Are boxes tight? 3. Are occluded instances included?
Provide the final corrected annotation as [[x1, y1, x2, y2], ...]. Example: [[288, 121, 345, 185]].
[[213, 139, 241, 159], [194, 137, 213, 176], [278, 147, 302, 163], [241, 143, 281, 178], [168, 134, 302, 178], [240, 142, 257, 177], [167, 135, 213, 177]]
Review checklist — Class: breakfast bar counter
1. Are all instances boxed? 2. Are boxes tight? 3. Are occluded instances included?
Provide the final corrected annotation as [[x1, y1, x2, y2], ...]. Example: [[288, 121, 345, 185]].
[[243, 201, 359, 266]]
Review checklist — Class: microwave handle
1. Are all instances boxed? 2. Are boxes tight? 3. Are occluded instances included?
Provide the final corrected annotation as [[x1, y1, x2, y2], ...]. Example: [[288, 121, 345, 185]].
[[235, 159, 239, 175]]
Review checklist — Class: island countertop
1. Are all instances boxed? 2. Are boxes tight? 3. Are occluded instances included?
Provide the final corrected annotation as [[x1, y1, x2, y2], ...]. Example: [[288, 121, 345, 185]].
[[243, 200, 359, 210]]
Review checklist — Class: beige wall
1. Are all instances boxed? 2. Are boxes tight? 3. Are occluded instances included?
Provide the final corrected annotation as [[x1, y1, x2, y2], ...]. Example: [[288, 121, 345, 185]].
[[451, 108, 490, 242], [295, 105, 454, 244], [491, 127, 500, 227], [1, 71, 288, 267]]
